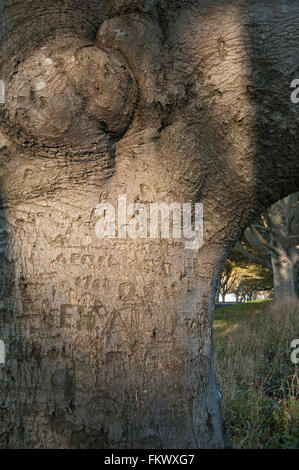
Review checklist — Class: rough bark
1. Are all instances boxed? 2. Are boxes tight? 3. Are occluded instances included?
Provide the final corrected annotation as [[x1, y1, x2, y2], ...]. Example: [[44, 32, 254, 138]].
[[0, 0, 298, 448]]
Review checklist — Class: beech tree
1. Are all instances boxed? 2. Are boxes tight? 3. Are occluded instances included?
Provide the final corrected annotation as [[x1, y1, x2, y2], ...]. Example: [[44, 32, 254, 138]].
[[217, 259, 239, 302], [232, 265, 273, 302], [217, 255, 273, 303], [0, 0, 298, 449], [237, 192, 299, 301]]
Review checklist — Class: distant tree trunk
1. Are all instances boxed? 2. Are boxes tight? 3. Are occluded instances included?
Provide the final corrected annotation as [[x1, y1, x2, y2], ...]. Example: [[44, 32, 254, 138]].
[[270, 194, 299, 301], [0, 0, 298, 449], [237, 192, 299, 302], [271, 254, 297, 301]]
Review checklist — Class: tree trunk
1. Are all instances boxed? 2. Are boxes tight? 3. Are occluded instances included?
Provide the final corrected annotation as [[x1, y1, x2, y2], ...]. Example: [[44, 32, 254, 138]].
[[0, 195, 226, 448], [0, 0, 299, 449], [270, 195, 299, 301], [272, 253, 298, 301]]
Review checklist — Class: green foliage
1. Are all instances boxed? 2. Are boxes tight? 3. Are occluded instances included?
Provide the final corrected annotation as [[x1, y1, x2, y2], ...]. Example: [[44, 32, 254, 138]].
[[218, 247, 274, 302], [214, 300, 299, 448]]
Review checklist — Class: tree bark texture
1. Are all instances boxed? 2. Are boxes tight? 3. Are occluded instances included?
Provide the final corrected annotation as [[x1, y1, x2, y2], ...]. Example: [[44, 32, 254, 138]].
[[0, 0, 298, 448]]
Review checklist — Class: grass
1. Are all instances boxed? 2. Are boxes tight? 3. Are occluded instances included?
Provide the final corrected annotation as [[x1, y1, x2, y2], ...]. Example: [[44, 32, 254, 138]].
[[214, 299, 299, 448]]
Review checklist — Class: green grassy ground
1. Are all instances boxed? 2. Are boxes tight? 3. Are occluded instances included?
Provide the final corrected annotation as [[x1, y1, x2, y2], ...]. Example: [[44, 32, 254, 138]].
[[214, 300, 299, 448]]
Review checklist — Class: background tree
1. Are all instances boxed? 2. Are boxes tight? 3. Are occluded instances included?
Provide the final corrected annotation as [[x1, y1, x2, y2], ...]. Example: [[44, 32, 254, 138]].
[[237, 192, 299, 301], [232, 264, 273, 302], [217, 259, 239, 302], [217, 249, 273, 302], [0, 0, 298, 449]]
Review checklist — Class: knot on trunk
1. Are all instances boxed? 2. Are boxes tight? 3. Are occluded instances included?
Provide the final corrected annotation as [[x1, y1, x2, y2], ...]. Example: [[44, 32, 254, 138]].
[[72, 46, 138, 137], [96, 15, 172, 122], [4, 37, 138, 147]]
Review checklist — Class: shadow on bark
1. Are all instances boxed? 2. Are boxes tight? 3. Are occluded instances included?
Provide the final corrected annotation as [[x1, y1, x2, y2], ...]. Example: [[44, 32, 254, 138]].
[[0, 183, 14, 446]]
